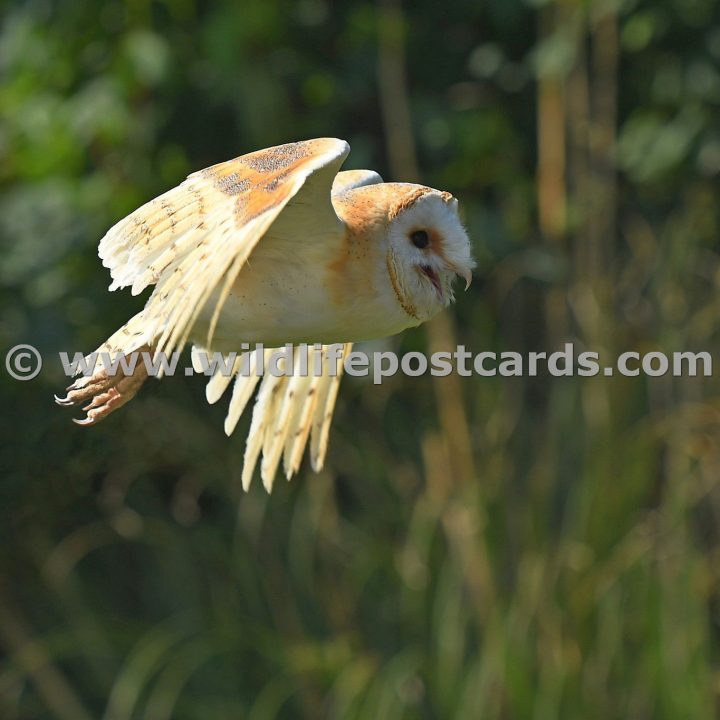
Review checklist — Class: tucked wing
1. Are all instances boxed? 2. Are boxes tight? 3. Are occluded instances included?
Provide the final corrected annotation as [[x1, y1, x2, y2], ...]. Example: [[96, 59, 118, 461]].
[[98, 138, 350, 360], [331, 169, 383, 196]]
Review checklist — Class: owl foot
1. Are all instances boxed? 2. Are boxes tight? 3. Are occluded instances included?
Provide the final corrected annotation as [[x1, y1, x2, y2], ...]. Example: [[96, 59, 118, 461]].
[[55, 349, 150, 426]]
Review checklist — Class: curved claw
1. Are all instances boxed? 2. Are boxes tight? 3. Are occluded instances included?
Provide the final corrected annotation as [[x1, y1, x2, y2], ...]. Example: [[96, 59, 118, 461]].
[[55, 346, 151, 426]]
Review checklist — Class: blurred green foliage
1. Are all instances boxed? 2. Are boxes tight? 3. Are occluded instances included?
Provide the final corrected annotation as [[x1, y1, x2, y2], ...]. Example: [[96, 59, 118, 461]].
[[2, 0, 720, 718]]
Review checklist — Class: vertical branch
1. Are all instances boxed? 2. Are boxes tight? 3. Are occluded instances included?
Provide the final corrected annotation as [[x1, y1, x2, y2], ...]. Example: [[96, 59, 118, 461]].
[[537, 2, 570, 344], [564, 2, 614, 430], [536, 5, 567, 244], [376, 0, 495, 615], [376, 0, 420, 182], [586, 4, 619, 430], [588, 6, 618, 277], [566, 3, 618, 285], [566, 11, 591, 278], [567, 2, 618, 353], [376, 0, 476, 492]]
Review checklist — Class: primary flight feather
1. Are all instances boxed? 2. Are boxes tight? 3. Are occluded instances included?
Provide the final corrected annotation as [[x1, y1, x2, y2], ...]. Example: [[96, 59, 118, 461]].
[[56, 138, 475, 490]]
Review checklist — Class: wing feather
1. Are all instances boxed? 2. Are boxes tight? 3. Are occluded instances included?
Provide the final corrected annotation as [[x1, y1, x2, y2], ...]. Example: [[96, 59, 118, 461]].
[[310, 344, 348, 472], [99, 139, 350, 370], [199, 343, 349, 490], [203, 351, 243, 404], [283, 372, 321, 479], [243, 370, 285, 492], [100, 174, 222, 292], [97, 139, 355, 488], [224, 350, 269, 436], [260, 370, 301, 489]]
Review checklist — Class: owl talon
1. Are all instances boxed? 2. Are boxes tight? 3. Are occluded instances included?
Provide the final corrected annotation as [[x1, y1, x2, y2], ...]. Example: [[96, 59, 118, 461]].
[[55, 348, 150, 426]]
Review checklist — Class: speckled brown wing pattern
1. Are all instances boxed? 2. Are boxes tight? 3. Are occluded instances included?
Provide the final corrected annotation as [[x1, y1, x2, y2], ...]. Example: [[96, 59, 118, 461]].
[[98, 138, 350, 361]]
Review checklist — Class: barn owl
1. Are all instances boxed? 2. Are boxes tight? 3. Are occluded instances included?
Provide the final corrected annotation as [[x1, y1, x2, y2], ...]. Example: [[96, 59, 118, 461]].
[[56, 139, 474, 490]]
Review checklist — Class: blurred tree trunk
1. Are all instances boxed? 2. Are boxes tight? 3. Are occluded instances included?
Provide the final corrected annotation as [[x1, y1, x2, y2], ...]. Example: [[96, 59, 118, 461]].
[[376, 0, 496, 618], [537, 2, 570, 343], [377, 0, 475, 492], [539, 1, 618, 349], [537, 5, 568, 246], [587, 6, 618, 281]]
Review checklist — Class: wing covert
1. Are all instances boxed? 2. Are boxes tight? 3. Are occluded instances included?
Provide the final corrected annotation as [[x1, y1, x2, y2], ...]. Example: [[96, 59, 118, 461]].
[[97, 138, 350, 361]]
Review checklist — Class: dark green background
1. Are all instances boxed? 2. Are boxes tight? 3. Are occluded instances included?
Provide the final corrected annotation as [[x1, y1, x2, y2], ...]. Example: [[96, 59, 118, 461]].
[[2, 0, 720, 717]]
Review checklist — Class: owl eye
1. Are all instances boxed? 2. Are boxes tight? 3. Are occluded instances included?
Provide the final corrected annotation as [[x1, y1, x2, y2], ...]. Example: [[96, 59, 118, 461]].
[[410, 230, 430, 249]]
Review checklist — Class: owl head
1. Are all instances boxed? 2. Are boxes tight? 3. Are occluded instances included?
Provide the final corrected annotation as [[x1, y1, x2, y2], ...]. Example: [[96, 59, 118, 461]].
[[384, 184, 475, 322]]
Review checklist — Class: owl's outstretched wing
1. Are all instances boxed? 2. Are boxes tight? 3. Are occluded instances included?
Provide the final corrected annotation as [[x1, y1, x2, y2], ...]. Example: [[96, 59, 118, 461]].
[[68, 139, 355, 490], [98, 138, 350, 360]]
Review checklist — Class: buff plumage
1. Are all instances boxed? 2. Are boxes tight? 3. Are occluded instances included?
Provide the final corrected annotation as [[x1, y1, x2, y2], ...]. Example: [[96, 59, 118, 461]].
[[56, 138, 474, 490]]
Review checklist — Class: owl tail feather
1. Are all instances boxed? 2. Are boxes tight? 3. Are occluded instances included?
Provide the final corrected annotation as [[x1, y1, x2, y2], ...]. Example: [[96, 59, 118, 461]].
[[54, 311, 154, 425]]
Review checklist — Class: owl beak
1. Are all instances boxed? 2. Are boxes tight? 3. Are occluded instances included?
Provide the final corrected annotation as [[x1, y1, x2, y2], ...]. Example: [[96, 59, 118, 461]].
[[447, 262, 472, 290]]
